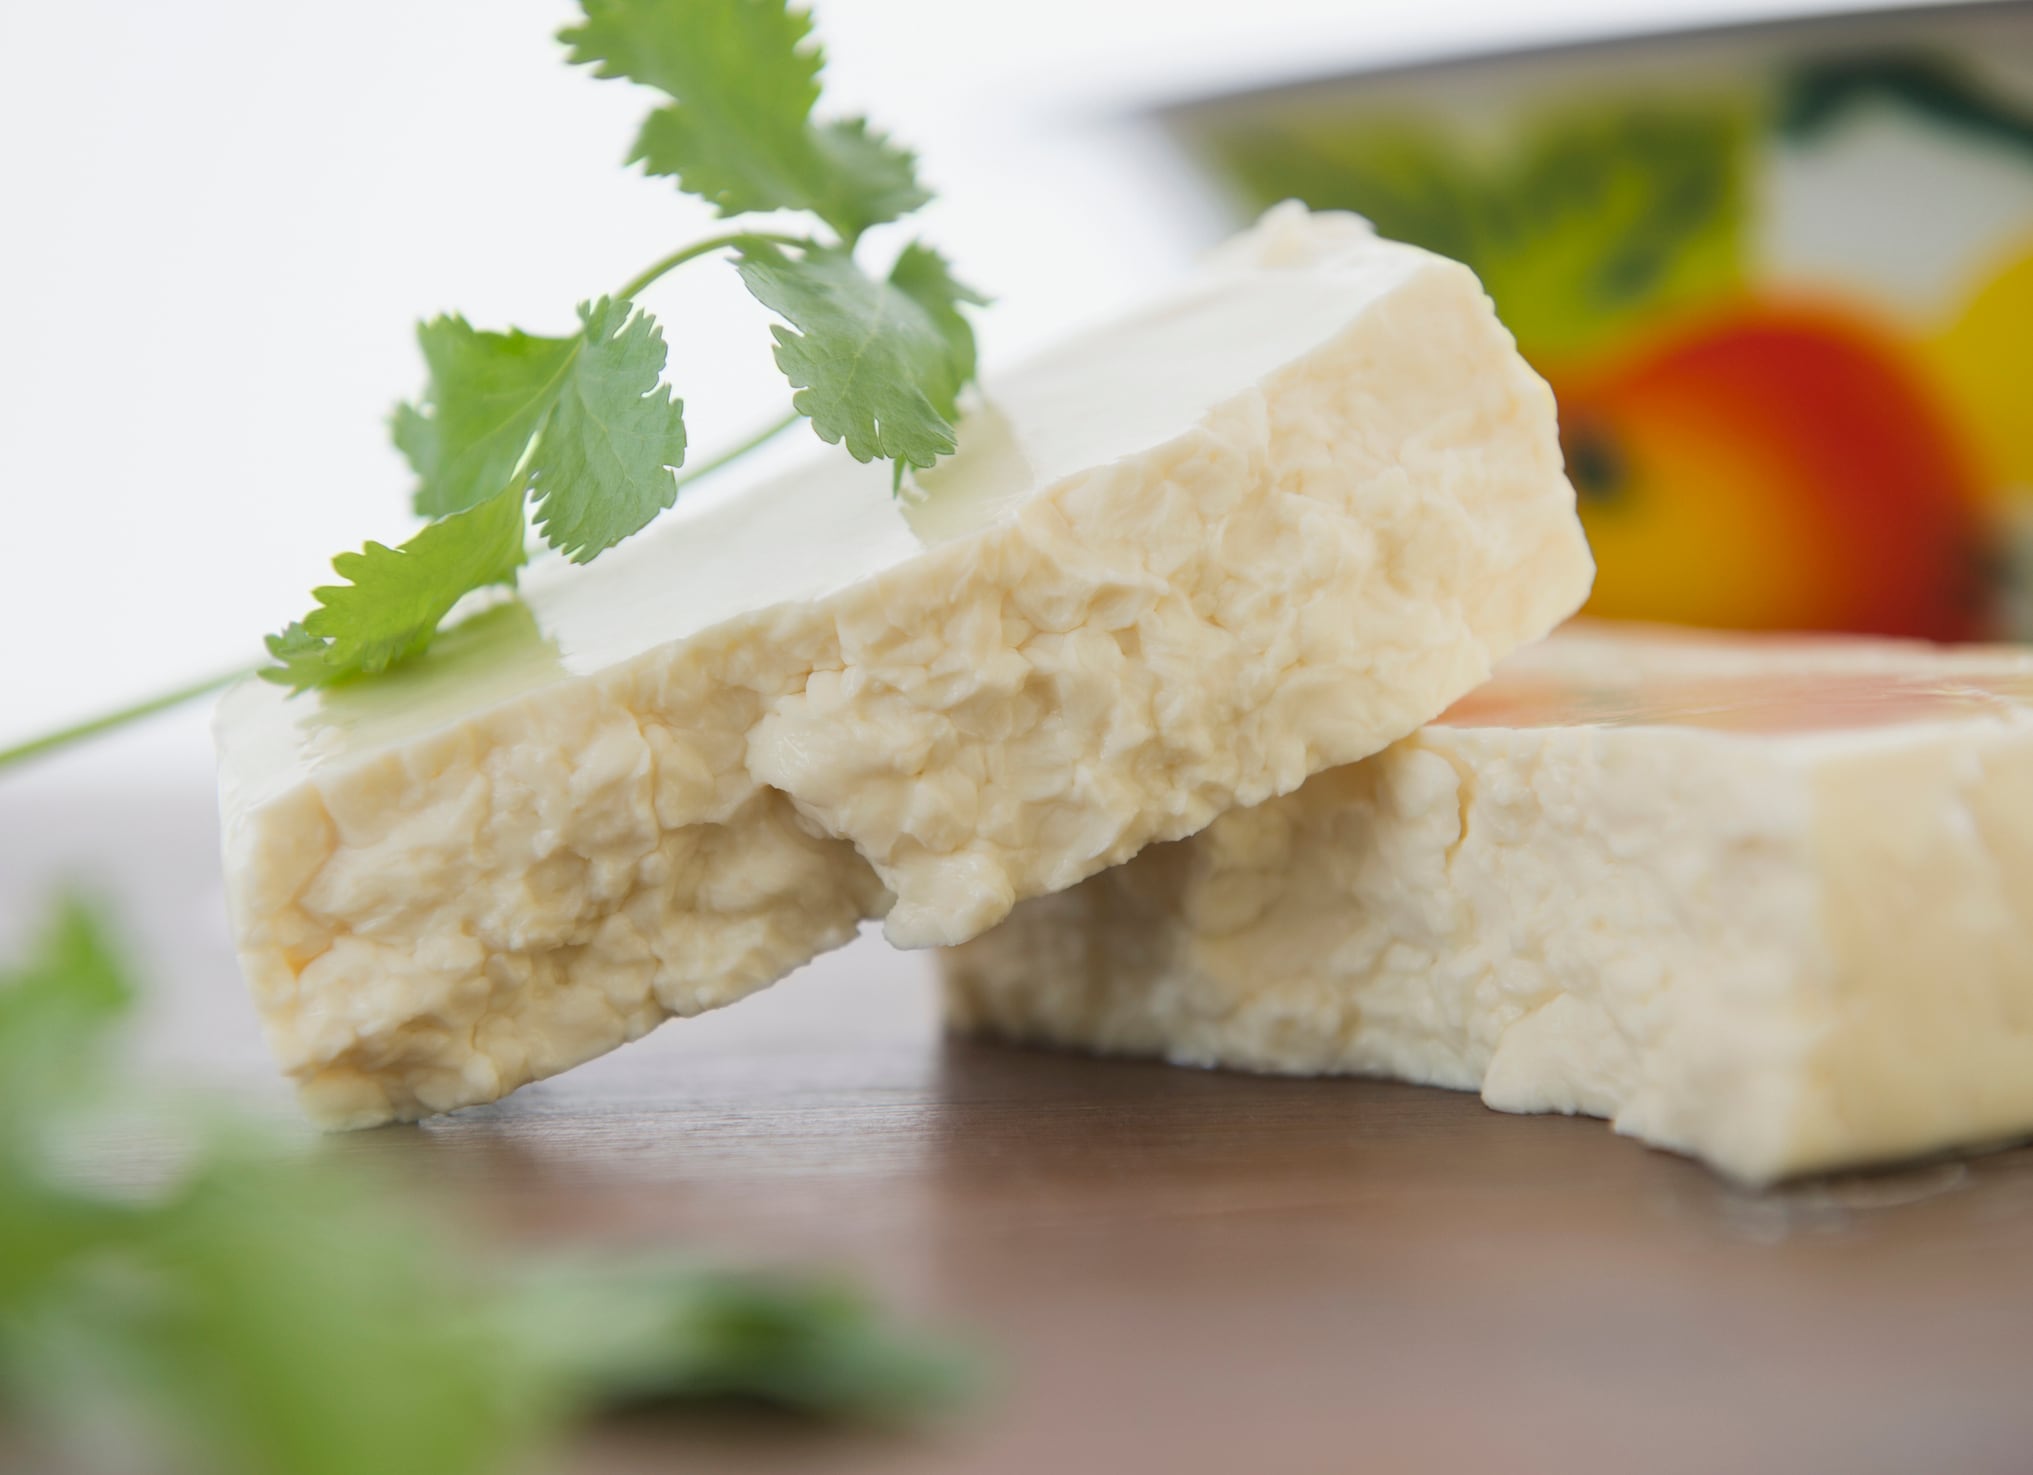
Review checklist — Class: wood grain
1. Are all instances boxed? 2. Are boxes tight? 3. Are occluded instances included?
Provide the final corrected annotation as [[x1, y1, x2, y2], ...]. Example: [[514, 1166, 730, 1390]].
[[8, 749, 2033, 1475]]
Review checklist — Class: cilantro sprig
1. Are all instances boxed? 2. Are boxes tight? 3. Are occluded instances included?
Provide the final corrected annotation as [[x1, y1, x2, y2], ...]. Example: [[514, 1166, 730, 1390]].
[[261, 0, 984, 693], [0, 896, 975, 1473]]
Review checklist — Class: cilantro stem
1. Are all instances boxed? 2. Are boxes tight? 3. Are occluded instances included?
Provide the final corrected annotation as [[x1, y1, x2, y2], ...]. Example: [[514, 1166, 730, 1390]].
[[677, 407, 804, 485], [615, 230, 809, 303], [1, 408, 803, 778], [2, 412, 803, 778], [0, 667, 247, 777]]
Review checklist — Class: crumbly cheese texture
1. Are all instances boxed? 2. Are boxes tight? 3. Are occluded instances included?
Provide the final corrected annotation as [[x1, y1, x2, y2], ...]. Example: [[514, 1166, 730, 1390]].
[[942, 625, 2033, 1184], [215, 204, 1591, 1127]]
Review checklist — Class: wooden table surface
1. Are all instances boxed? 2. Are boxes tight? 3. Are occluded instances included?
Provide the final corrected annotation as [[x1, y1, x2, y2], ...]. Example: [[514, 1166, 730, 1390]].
[[7, 717, 2033, 1475]]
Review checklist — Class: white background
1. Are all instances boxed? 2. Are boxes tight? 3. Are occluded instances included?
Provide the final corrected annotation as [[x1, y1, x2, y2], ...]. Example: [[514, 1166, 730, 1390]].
[[0, 0, 1948, 751]]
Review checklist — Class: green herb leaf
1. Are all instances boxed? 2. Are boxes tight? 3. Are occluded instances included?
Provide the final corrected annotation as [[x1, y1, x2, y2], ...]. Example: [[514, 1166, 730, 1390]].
[[260, 487, 528, 691], [885, 242, 987, 423], [125, 1156, 542, 1475], [0, 898, 133, 1350], [274, 290, 712, 689], [561, 0, 927, 242], [735, 241, 981, 476], [806, 118, 932, 242], [392, 297, 689, 575], [526, 298, 688, 564], [568, 0, 820, 213], [0, 896, 131, 1162], [0, 896, 132, 1064], [0, 895, 978, 1475], [396, 319, 580, 519], [505, 1260, 975, 1421]]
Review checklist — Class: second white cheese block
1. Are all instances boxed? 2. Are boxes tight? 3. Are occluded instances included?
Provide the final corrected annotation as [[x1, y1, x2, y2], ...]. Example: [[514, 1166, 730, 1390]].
[[215, 205, 1591, 1126], [941, 625, 2033, 1184]]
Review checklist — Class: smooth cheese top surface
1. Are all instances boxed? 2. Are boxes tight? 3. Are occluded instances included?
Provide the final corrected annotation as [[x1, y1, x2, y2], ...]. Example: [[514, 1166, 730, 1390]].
[[220, 209, 1422, 813], [1438, 623, 2033, 736]]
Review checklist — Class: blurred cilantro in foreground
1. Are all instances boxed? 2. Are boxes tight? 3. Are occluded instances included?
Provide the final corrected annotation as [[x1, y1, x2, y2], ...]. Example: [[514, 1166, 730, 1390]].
[[0, 897, 973, 1475]]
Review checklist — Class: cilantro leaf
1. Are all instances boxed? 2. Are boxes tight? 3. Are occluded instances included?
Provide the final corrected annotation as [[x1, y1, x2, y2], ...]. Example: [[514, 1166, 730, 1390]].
[[527, 298, 688, 564], [807, 118, 931, 242], [0, 896, 132, 1149], [735, 241, 982, 476], [561, 0, 927, 242], [260, 487, 528, 691], [396, 319, 579, 518], [276, 294, 693, 689], [130, 1157, 541, 1475], [0, 898, 137, 1339], [570, 0, 820, 215], [504, 1260, 976, 1421], [885, 242, 987, 423], [259, 621, 339, 694], [396, 299, 689, 567], [0, 893, 978, 1475]]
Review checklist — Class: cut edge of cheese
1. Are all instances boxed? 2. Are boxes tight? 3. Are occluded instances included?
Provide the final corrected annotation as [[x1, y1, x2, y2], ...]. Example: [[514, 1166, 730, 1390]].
[[214, 204, 1592, 1128], [939, 626, 2033, 1184]]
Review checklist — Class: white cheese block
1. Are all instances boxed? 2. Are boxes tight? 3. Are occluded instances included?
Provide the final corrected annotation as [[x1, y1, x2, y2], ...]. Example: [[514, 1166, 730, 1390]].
[[941, 624, 2033, 1183], [214, 204, 1591, 1127]]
